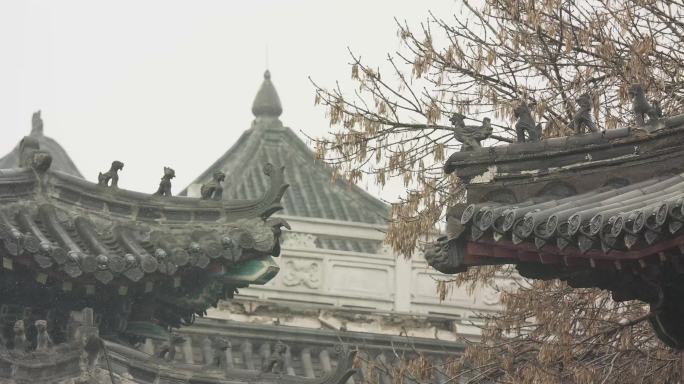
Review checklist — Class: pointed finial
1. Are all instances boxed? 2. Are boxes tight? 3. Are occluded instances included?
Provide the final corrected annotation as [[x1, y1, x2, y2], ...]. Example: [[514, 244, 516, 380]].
[[31, 110, 44, 136], [251, 70, 282, 118]]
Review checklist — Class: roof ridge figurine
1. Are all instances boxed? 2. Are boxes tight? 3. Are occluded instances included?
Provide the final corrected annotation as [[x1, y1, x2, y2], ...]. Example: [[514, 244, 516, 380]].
[[449, 113, 492, 151], [572, 92, 598, 134], [629, 83, 662, 125], [98, 160, 124, 188], [201, 170, 225, 200], [154, 166, 175, 197], [31, 110, 44, 136], [513, 101, 542, 143]]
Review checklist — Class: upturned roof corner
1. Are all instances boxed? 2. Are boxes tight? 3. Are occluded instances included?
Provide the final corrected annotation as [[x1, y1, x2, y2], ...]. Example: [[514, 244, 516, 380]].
[[0, 111, 82, 177], [427, 105, 684, 349]]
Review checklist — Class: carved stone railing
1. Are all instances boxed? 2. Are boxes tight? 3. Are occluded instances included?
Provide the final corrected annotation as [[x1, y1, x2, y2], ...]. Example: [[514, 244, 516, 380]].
[[0, 307, 359, 384], [105, 340, 357, 384], [160, 318, 465, 384]]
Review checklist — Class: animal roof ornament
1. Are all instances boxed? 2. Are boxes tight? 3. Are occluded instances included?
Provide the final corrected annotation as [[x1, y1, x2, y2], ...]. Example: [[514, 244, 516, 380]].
[[31, 110, 44, 136], [572, 93, 598, 134], [513, 101, 541, 143], [449, 113, 493, 151], [629, 83, 663, 131]]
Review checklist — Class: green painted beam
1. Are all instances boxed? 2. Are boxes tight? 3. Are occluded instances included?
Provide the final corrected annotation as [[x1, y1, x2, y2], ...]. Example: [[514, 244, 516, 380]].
[[221, 256, 280, 285]]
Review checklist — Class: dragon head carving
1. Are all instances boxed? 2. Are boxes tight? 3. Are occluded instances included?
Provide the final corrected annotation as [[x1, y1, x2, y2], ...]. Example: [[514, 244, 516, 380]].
[[423, 236, 468, 274]]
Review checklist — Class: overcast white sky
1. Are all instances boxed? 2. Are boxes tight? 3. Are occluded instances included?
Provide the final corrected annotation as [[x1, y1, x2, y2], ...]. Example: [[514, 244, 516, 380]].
[[0, 0, 458, 198]]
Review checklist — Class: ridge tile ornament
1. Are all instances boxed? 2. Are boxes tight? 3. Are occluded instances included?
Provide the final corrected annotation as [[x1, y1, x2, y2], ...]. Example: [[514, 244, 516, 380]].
[[572, 93, 598, 134], [153, 166, 175, 197], [31, 110, 44, 136], [449, 113, 492, 151], [630, 83, 662, 125], [513, 101, 541, 142], [1, 111, 83, 177], [19, 136, 52, 172], [252, 70, 283, 118], [201, 170, 225, 200], [97, 160, 123, 188]]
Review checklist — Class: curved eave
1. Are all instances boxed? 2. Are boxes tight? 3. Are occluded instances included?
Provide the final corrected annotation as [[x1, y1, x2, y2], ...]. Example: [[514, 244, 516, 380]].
[[457, 233, 684, 268], [0, 163, 289, 292], [427, 171, 684, 276]]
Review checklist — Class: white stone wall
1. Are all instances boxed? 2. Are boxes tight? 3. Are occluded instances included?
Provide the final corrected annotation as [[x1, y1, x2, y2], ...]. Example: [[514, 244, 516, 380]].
[[220, 215, 503, 338]]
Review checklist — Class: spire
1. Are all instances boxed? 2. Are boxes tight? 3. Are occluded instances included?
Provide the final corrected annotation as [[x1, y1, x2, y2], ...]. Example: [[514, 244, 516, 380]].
[[251, 70, 283, 118]]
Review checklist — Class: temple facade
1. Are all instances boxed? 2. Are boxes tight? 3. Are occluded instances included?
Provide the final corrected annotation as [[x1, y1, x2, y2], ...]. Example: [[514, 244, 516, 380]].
[[0, 71, 486, 383], [0, 110, 355, 383], [178, 71, 499, 382]]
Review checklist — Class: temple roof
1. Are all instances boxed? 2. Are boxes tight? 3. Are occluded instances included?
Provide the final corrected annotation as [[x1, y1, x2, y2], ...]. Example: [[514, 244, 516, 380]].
[[0, 145, 289, 332], [182, 71, 388, 227], [0, 111, 82, 178], [0, 166, 285, 282], [425, 169, 684, 348], [427, 112, 684, 271], [425, 111, 684, 348]]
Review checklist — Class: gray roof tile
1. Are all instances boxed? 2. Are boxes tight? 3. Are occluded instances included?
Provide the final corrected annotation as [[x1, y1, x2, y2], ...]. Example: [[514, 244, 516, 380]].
[[182, 72, 388, 226], [459, 172, 684, 253]]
